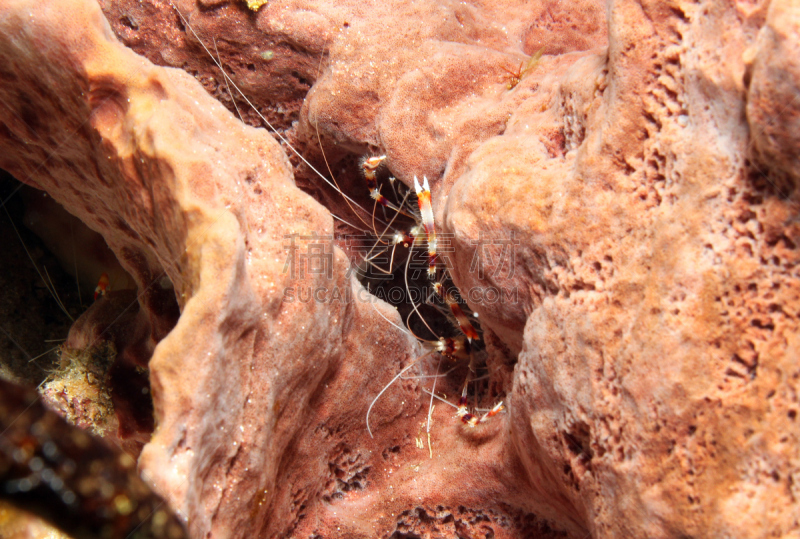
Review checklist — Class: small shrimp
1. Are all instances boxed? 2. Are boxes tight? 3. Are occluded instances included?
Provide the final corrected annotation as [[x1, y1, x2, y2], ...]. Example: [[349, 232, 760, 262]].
[[361, 155, 391, 208], [93, 272, 110, 301]]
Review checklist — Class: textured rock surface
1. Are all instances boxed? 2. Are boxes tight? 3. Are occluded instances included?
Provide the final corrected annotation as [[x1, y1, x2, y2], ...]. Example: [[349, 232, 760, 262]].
[[446, 0, 800, 537], [1, 0, 798, 538]]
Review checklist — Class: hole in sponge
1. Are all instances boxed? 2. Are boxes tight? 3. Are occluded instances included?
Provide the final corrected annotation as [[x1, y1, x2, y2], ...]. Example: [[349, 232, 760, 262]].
[[0, 170, 179, 454]]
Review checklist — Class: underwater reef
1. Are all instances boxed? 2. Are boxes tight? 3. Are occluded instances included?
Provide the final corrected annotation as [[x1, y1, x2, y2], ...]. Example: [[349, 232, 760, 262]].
[[1, 0, 799, 537]]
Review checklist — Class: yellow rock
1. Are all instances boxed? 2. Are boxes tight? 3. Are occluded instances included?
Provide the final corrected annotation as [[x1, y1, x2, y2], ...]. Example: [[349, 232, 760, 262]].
[[244, 0, 268, 11]]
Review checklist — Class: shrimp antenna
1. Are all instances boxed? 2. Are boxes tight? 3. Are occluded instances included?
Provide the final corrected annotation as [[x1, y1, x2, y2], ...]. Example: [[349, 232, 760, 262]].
[[214, 34, 384, 238], [2, 205, 74, 322], [166, 1, 388, 225], [213, 38, 244, 124], [366, 349, 434, 438], [367, 291, 416, 339], [404, 238, 438, 338], [422, 388, 459, 409], [311, 47, 395, 233], [360, 189, 412, 272], [426, 356, 441, 456]]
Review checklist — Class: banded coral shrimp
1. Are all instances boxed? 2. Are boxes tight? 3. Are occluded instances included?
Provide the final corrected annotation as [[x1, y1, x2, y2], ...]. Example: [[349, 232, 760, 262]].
[[329, 157, 507, 440], [135, 1, 507, 446]]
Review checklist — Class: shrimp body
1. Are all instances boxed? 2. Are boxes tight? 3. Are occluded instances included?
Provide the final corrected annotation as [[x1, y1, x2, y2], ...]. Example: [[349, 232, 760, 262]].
[[413, 176, 438, 279]]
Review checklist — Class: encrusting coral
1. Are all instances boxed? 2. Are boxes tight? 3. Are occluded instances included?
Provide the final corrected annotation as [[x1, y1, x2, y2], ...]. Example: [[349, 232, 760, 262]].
[[40, 342, 118, 438], [0, 0, 798, 537]]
